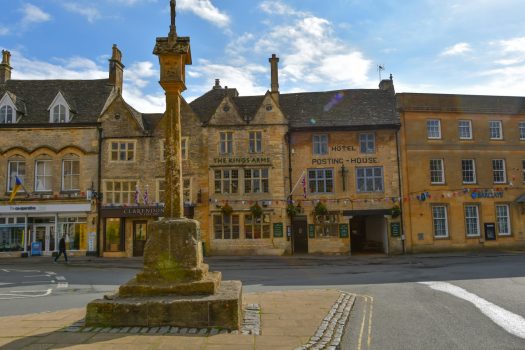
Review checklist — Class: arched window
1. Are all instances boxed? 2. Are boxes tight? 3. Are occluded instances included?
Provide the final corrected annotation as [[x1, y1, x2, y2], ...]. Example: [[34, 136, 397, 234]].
[[52, 104, 67, 123], [0, 105, 13, 124], [62, 154, 80, 191]]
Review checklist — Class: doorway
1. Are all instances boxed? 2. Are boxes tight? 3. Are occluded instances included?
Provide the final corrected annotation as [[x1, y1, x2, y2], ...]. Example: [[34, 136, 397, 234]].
[[133, 221, 148, 257], [350, 215, 387, 254], [33, 225, 55, 252], [292, 216, 308, 254]]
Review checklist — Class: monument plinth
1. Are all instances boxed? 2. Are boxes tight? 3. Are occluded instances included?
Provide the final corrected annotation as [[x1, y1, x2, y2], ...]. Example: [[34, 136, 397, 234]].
[[85, 0, 242, 330]]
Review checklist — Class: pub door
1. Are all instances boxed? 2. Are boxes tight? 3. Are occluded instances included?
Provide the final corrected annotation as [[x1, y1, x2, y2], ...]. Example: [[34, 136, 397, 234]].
[[133, 221, 148, 257], [292, 216, 308, 254]]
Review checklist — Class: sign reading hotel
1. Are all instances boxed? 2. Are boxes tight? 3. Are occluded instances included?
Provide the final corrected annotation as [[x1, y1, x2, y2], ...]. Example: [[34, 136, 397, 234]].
[[312, 144, 379, 165], [213, 156, 271, 165]]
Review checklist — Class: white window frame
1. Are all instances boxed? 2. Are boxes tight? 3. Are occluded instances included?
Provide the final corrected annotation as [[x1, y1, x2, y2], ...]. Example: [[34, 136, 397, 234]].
[[522, 160, 525, 183], [103, 179, 138, 205], [312, 134, 329, 155], [520, 122, 525, 141], [61, 156, 80, 191], [109, 140, 136, 162], [47, 92, 71, 123], [427, 119, 441, 139], [432, 205, 449, 238], [213, 214, 240, 240], [244, 168, 269, 194], [34, 159, 53, 192], [308, 168, 334, 193], [359, 133, 375, 154], [7, 159, 26, 192], [496, 204, 511, 236], [461, 159, 476, 184], [0, 93, 17, 124], [356, 167, 384, 193], [458, 120, 472, 140], [430, 159, 445, 184], [249, 131, 262, 153], [160, 139, 166, 162], [219, 132, 234, 155], [489, 120, 503, 140], [464, 205, 480, 237], [156, 178, 165, 204], [492, 159, 506, 184], [214, 169, 239, 194]]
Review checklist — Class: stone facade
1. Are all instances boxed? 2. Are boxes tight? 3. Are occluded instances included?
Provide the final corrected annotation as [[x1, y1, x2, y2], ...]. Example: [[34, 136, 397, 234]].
[[398, 93, 525, 253]]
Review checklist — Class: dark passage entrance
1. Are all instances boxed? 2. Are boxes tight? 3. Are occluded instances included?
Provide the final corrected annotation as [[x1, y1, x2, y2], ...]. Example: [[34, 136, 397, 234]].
[[350, 215, 387, 254], [133, 221, 148, 257], [292, 216, 308, 254]]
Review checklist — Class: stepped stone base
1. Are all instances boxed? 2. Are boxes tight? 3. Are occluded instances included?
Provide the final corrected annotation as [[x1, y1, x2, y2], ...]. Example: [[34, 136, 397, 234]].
[[86, 280, 242, 329]]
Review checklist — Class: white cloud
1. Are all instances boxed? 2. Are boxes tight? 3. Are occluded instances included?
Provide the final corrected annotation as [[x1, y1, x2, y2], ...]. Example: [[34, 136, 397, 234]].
[[178, 0, 230, 28], [259, 0, 307, 17], [0, 26, 8, 36], [63, 3, 102, 23], [125, 61, 157, 88], [441, 42, 472, 56], [20, 4, 51, 27], [112, 0, 158, 5]]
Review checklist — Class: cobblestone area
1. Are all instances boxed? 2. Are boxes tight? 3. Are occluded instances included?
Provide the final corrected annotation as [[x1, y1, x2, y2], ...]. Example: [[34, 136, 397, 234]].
[[62, 304, 261, 336], [295, 292, 356, 350]]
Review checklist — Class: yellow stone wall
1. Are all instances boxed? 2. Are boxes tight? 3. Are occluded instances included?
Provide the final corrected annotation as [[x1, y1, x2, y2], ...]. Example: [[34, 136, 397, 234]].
[[400, 110, 525, 252]]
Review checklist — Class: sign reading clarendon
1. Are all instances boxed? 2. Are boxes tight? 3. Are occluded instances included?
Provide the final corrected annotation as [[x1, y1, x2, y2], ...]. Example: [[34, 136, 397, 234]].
[[213, 156, 271, 165], [101, 206, 165, 218]]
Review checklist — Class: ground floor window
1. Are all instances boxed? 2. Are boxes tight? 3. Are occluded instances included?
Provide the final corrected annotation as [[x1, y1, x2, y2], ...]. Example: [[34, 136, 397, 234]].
[[496, 204, 511, 236], [314, 213, 339, 238], [213, 214, 240, 239], [464, 205, 480, 237], [59, 217, 87, 250], [432, 205, 448, 238], [105, 218, 123, 252], [0, 217, 25, 252], [245, 214, 271, 239]]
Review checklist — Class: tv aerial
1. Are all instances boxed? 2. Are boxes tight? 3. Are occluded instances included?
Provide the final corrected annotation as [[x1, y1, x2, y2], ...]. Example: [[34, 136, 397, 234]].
[[377, 64, 385, 81]]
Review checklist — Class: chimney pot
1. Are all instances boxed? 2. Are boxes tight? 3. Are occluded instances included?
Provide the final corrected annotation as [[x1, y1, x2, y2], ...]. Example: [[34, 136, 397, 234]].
[[269, 53, 280, 104], [0, 49, 12, 83], [213, 78, 221, 89], [109, 44, 124, 93]]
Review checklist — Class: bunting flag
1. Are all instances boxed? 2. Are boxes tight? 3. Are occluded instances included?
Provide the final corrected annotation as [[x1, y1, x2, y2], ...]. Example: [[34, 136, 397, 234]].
[[301, 174, 307, 198], [8, 176, 23, 203], [143, 185, 149, 205]]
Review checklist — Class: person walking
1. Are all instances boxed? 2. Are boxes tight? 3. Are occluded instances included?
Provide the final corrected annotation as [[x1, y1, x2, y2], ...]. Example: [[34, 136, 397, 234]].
[[54, 235, 68, 263]]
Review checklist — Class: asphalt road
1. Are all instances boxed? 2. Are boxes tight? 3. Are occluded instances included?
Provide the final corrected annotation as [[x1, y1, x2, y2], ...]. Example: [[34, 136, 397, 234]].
[[1, 253, 524, 349]]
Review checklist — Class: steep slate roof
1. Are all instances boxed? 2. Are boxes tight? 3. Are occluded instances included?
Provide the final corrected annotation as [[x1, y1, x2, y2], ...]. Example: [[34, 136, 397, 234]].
[[142, 113, 164, 132], [397, 93, 525, 115], [189, 87, 239, 124], [280, 89, 398, 129], [234, 95, 265, 122], [0, 79, 114, 124]]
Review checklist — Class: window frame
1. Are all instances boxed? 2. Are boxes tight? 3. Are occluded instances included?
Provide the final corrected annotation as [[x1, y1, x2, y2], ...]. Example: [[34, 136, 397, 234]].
[[249, 131, 263, 154], [156, 178, 165, 204], [520, 121, 525, 141], [492, 159, 506, 184], [308, 168, 334, 194], [181, 137, 189, 160], [432, 205, 449, 238], [213, 214, 240, 240], [461, 159, 476, 184], [429, 159, 445, 185], [214, 169, 239, 194], [103, 179, 138, 205], [458, 120, 473, 140], [313, 213, 339, 238], [109, 140, 137, 162], [464, 204, 480, 237], [244, 168, 269, 194], [359, 133, 376, 154], [61, 156, 80, 191], [489, 120, 503, 140], [427, 119, 441, 139], [7, 159, 26, 192], [219, 132, 234, 155], [244, 213, 271, 239], [312, 134, 329, 155], [34, 159, 53, 192], [0, 104, 14, 124], [356, 166, 384, 193], [495, 204, 511, 236]]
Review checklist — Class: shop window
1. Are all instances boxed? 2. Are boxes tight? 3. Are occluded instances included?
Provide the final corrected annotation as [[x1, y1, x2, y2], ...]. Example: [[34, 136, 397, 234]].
[[110, 140, 136, 162], [464, 205, 480, 237], [104, 180, 138, 204], [432, 205, 448, 238], [35, 159, 53, 192], [308, 168, 334, 193], [314, 213, 338, 238], [105, 218, 122, 252], [7, 158, 25, 192], [492, 159, 506, 184], [219, 132, 233, 155], [59, 217, 87, 250], [520, 122, 525, 140], [213, 214, 240, 239], [458, 120, 472, 140], [359, 133, 375, 154], [312, 134, 328, 155], [244, 168, 269, 193], [461, 159, 476, 184], [427, 119, 441, 139], [0, 217, 25, 252], [245, 214, 271, 239], [496, 204, 511, 236], [489, 120, 503, 140], [249, 131, 262, 153], [429, 159, 445, 184], [214, 169, 238, 194], [62, 156, 80, 191], [356, 167, 383, 192]]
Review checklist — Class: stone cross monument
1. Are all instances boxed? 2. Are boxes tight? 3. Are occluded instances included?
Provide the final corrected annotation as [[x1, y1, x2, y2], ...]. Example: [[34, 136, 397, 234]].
[[85, 1, 242, 329]]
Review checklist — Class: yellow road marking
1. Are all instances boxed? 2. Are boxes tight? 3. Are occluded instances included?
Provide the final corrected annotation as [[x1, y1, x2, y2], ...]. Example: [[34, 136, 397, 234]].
[[367, 296, 374, 348], [357, 296, 369, 350]]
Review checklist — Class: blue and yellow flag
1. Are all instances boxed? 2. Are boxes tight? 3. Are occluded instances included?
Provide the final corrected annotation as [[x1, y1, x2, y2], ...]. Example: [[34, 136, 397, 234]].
[[9, 176, 22, 202]]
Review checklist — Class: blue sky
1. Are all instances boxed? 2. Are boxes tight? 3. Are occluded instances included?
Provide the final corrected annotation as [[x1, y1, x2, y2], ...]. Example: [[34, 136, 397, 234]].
[[1, 0, 525, 112]]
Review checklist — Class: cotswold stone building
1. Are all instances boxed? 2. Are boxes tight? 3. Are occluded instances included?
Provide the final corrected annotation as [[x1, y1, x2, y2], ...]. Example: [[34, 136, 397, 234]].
[[398, 93, 525, 252]]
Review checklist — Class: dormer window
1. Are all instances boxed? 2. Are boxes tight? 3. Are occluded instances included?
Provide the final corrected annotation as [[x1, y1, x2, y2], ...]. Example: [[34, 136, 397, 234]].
[[48, 92, 71, 123], [0, 105, 13, 123]]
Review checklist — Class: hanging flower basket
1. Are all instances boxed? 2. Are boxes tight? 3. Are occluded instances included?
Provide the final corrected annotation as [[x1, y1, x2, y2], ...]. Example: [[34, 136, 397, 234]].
[[391, 205, 401, 218], [221, 203, 233, 216], [313, 201, 328, 216], [250, 202, 263, 218], [286, 203, 299, 217]]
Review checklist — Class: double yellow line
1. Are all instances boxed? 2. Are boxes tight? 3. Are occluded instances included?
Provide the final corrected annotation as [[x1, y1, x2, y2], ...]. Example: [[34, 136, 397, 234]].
[[357, 295, 374, 350]]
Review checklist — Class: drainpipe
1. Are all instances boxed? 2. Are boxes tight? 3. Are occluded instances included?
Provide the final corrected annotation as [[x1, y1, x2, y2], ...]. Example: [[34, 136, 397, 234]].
[[285, 131, 294, 254], [96, 126, 103, 257], [395, 128, 406, 254]]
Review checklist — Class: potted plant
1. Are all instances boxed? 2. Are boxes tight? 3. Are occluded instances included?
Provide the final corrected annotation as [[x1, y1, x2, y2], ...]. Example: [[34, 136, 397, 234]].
[[221, 202, 233, 216], [391, 204, 401, 218], [313, 201, 328, 216], [250, 202, 263, 218]]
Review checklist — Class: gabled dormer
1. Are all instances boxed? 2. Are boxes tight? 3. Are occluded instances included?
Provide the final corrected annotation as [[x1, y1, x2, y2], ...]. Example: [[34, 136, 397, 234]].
[[0, 92, 17, 124], [48, 91, 73, 123]]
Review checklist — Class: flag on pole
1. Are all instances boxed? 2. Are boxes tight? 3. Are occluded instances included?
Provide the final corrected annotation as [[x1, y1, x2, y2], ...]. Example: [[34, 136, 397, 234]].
[[8, 176, 23, 203], [301, 173, 307, 198], [143, 185, 149, 205], [134, 184, 140, 205]]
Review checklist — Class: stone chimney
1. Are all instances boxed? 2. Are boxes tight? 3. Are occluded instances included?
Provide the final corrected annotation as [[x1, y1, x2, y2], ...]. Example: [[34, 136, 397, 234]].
[[379, 73, 395, 93], [213, 78, 222, 89], [0, 50, 12, 84], [269, 54, 280, 104], [109, 44, 125, 93]]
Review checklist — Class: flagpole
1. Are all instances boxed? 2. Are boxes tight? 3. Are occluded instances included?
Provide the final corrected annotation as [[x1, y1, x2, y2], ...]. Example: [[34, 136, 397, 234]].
[[290, 170, 306, 196]]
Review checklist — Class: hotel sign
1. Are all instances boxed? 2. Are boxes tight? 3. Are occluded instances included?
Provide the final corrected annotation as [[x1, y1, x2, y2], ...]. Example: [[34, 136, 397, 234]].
[[213, 156, 271, 165]]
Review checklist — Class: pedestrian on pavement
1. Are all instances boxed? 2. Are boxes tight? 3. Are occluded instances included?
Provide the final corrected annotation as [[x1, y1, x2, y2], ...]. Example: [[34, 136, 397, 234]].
[[54, 235, 68, 263]]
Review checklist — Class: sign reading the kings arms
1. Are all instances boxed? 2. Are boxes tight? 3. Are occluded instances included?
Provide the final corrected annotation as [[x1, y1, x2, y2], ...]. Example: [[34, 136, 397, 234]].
[[213, 156, 271, 165]]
